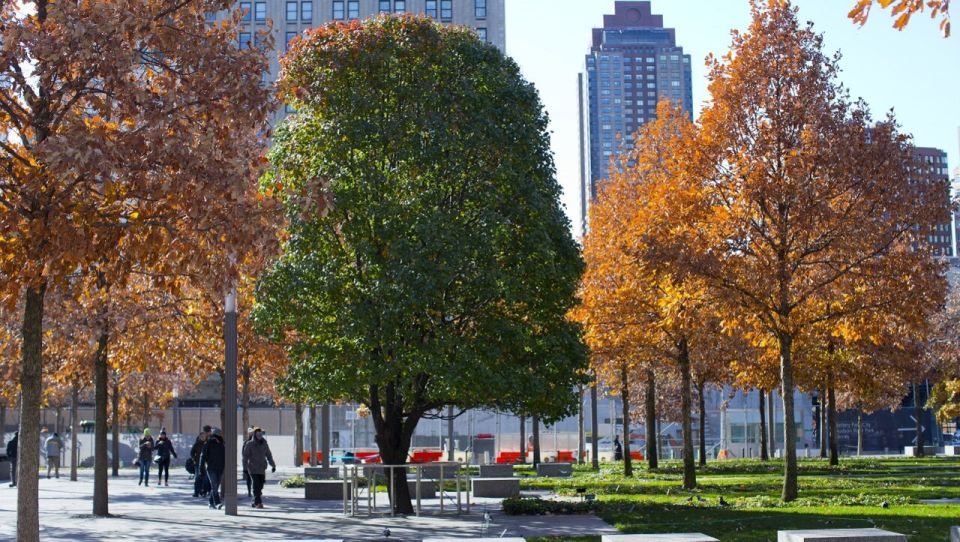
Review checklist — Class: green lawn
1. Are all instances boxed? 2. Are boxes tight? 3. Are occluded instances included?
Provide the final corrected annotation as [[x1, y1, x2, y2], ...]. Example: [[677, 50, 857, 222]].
[[518, 457, 960, 541]]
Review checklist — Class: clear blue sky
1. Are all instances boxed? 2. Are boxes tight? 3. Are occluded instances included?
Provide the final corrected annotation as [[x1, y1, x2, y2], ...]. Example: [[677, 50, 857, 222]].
[[504, 0, 960, 235]]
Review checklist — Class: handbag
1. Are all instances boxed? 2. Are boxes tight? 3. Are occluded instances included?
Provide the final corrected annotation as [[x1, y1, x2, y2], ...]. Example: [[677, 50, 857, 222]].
[[185, 457, 196, 474]]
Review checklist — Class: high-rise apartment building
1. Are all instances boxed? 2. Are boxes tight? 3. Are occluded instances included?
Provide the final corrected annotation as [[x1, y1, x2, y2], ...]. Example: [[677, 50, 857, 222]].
[[578, 1, 692, 235], [912, 146, 953, 257], [213, 0, 504, 123]]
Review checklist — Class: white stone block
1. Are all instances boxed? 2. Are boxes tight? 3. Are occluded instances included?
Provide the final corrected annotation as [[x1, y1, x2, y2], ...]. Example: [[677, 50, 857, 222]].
[[950, 525, 959, 542], [777, 528, 907, 542], [601, 535, 719, 542], [425, 539, 525, 542]]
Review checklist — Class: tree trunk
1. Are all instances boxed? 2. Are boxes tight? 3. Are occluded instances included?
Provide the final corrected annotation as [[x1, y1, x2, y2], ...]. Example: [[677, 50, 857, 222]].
[[93, 318, 110, 516], [577, 385, 585, 465], [828, 374, 839, 466], [856, 407, 863, 457], [697, 379, 706, 467], [18, 284, 46, 542], [369, 384, 421, 515], [759, 389, 769, 461], [620, 364, 632, 477], [218, 369, 226, 429], [532, 414, 541, 466], [768, 390, 776, 457], [590, 381, 599, 470], [678, 339, 696, 489], [308, 404, 317, 467], [70, 385, 79, 481], [779, 333, 798, 501], [447, 405, 455, 461], [819, 387, 828, 458], [294, 402, 303, 467], [645, 368, 658, 470], [111, 379, 120, 477], [913, 382, 924, 457], [241, 363, 250, 439], [519, 414, 526, 464], [321, 403, 331, 468], [0, 402, 6, 446]]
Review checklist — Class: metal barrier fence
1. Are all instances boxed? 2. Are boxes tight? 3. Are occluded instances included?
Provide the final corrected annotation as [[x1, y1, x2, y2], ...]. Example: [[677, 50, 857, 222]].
[[340, 462, 469, 517]]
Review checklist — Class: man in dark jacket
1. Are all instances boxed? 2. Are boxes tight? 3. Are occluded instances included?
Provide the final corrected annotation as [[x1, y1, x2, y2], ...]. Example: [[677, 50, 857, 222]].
[[241, 427, 276, 509], [154, 430, 177, 487], [6, 432, 18, 487], [190, 425, 211, 498], [199, 428, 225, 509]]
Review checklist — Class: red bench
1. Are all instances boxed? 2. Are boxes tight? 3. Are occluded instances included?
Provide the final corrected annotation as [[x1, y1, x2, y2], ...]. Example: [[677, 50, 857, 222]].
[[356, 451, 381, 463], [496, 451, 523, 464], [630, 450, 643, 461], [302, 451, 324, 463], [556, 450, 575, 462], [409, 450, 443, 463]]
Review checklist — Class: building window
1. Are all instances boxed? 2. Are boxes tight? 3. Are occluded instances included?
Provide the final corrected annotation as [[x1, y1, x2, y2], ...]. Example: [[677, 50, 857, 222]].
[[205, 12, 217, 23], [302, 0, 313, 21], [254, 2, 266, 22], [425, 0, 437, 18], [440, 0, 452, 21], [348, 0, 359, 18], [239, 32, 252, 49], [332, 0, 344, 19], [286, 31, 297, 51], [286, 1, 297, 20], [475, 0, 486, 18], [379, 0, 391, 13], [240, 2, 252, 22], [476, 27, 486, 42], [394, 0, 405, 13]]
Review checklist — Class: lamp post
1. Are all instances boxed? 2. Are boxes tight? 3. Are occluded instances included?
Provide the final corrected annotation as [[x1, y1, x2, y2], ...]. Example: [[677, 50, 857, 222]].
[[223, 286, 238, 516]]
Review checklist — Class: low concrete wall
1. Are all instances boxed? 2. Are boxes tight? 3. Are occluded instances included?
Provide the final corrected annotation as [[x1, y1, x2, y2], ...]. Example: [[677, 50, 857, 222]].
[[777, 528, 907, 542]]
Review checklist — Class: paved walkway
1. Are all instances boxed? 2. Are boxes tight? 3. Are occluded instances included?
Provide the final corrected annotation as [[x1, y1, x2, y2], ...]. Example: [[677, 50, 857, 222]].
[[0, 468, 618, 541]]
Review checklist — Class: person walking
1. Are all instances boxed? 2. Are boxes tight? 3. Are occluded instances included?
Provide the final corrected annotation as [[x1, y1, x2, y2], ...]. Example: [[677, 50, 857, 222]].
[[199, 428, 225, 509], [6, 432, 18, 487], [241, 427, 276, 509], [44, 432, 64, 479], [242, 428, 253, 498], [154, 430, 177, 487], [613, 435, 623, 461], [138, 428, 155, 486], [190, 425, 211, 498]]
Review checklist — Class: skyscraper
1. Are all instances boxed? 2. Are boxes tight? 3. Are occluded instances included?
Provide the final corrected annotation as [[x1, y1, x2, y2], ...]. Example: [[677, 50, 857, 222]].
[[910, 146, 952, 257], [214, 1, 504, 124], [578, 1, 692, 235]]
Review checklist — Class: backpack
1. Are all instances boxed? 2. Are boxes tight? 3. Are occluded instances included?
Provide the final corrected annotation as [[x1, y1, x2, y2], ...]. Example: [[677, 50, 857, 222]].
[[185, 457, 196, 474]]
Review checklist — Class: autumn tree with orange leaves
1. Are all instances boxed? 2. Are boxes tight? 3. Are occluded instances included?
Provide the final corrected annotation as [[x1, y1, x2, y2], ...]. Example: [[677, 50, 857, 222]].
[[685, 0, 946, 500], [849, 0, 951, 36], [0, 0, 275, 534]]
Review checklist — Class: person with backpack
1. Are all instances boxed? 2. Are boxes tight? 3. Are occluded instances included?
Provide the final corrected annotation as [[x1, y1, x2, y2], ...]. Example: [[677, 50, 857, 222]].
[[199, 428, 225, 509], [138, 428, 155, 486], [241, 427, 276, 509], [153, 430, 177, 487], [6, 432, 18, 487], [44, 432, 64, 479], [190, 425, 211, 497]]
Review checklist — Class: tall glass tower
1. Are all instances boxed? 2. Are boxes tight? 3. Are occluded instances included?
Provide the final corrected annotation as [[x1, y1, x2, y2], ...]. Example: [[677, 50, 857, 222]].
[[578, 1, 692, 235]]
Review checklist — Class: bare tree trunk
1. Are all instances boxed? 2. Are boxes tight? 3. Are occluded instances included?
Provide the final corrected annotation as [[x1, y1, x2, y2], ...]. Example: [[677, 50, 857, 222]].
[[218, 369, 226, 430], [913, 382, 924, 457], [111, 379, 120, 477], [294, 402, 303, 467], [532, 414, 541, 466], [70, 385, 79, 481], [519, 414, 526, 464], [241, 363, 250, 439], [768, 390, 776, 457], [678, 339, 696, 489], [577, 385, 585, 465], [759, 389, 769, 461], [779, 333, 798, 501], [93, 314, 110, 517], [321, 403, 331, 468], [697, 379, 706, 467], [18, 284, 46, 541], [0, 402, 6, 446], [590, 381, 599, 470], [447, 405, 455, 461], [856, 407, 863, 457], [645, 369, 658, 470], [308, 404, 317, 467], [819, 387, 828, 458], [828, 375, 839, 466], [620, 364, 632, 477]]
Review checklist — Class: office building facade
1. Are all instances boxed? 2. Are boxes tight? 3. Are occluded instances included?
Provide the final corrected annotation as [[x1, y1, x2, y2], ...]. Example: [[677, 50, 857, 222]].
[[912, 146, 953, 257], [578, 1, 692, 235]]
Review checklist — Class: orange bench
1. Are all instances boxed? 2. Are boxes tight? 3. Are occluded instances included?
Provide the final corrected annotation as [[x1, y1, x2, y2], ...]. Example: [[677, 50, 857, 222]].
[[302, 451, 324, 463], [496, 451, 523, 464], [409, 450, 443, 463], [556, 450, 575, 462], [356, 451, 381, 463], [630, 450, 643, 461]]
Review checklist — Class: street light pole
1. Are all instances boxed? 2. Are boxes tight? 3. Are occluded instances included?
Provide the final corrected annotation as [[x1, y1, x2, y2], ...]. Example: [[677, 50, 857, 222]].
[[223, 287, 238, 516]]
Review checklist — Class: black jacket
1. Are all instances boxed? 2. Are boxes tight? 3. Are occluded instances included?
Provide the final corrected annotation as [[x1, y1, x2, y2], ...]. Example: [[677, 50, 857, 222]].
[[5, 436, 17, 459], [200, 435, 225, 474], [154, 437, 177, 461]]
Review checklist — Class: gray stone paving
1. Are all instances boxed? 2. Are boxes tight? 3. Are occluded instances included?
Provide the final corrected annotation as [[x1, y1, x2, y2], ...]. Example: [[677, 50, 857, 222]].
[[0, 467, 618, 541]]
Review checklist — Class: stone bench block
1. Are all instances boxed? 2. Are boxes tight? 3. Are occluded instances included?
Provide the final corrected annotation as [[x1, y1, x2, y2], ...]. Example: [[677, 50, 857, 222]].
[[951, 526, 959, 542], [425, 539, 525, 542], [903, 446, 937, 457], [304, 480, 352, 500], [536, 462, 573, 477], [602, 535, 718, 542], [408, 480, 437, 499], [479, 464, 515, 478], [304, 467, 339, 479], [0, 456, 10, 482], [419, 463, 460, 480], [777, 529, 907, 542], [471, 477, 520, 498], [945, 446, 958, 457]]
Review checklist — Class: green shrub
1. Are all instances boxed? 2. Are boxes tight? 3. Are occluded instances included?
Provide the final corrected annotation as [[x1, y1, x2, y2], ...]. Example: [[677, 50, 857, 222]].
[[280, 475, 306, 488], [502, 497, 596, 515]]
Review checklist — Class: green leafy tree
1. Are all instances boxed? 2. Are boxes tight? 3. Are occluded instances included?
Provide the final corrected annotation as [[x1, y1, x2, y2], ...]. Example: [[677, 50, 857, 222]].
[[253, 15, 587, 514]]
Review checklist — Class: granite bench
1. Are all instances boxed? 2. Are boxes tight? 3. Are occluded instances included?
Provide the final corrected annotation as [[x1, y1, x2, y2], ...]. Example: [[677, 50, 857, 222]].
[[479, 464, 515, 478], [408, 480, 437, 499], [602, 535, 719, 542], [777, 529, 907, 542], [471, 477, 520, 498], [305, 480, 352, 500], [536, 462, 573, 477], [425, 539, 525, 542], [951, 526, 959, 542], [304, 467, 339, 479]]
